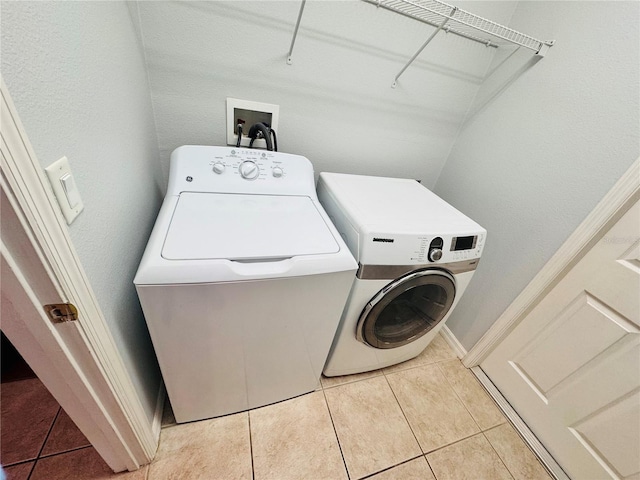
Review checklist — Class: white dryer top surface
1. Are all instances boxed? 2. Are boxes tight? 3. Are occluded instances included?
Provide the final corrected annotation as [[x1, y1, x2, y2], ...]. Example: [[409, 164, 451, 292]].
[[319, 173, 482, 234], [162, 193, 340, 260]]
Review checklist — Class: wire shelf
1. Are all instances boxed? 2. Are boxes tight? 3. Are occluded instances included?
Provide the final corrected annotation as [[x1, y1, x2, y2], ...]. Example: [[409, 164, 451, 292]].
[[285, 0, 554, 86], [363, 0, 553, 52]]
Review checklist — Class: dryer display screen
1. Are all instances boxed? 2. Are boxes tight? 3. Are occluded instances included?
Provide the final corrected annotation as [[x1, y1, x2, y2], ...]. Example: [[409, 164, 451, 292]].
[[451, 236, 477, 251]]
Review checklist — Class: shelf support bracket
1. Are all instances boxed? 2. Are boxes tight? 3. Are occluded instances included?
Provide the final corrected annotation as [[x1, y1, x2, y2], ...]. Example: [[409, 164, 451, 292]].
[[535, 40, 555, 57], [392, 6, 456, 88], [287, 0, 307, 65]]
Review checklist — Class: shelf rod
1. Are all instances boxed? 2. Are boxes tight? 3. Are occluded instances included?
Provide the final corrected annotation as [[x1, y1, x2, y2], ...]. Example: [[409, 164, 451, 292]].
[[484, 46, 521, 80], [287, 0, 307, 65], [392, 6, 456, 88]]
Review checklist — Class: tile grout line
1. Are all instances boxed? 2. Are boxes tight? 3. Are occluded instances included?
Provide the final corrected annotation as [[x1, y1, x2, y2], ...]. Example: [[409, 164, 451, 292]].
[[476, 402, 549, 473], [482, 421, 553, 479], [424, 429, 493, 456], [380, 372, 424, 454], [247, 412, 255, 480], [25, 460, 36, 480], [2, 459, 35, 468], [359, 453, 426, 480], [2, 458, 37, 469], [320, 388, 351, 480], [463, 365, 509, 430], [26, 406, 61, 480], [323, 337, 458, 390], [383, 354, 458, 377], [10, 458, 38, 480], [3, 397, 63, 470], [424, 458, 439, 480], [480, 430, 517, 480], [36, 406, 62, 457], [434, 361, 485, 433], [381, 372, 440, 480], [422, 429, 518, 480], [36, 444, 93, 460], [436, 360, 508, 432], [434, 362, 519, 476], [25, 444, 95, 478], [385, 360, 507, 457], [320, 372, 384, 391]]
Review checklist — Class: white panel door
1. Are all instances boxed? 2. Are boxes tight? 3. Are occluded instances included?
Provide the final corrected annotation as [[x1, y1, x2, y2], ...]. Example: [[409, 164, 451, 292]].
[[482, 199, 640, 480]]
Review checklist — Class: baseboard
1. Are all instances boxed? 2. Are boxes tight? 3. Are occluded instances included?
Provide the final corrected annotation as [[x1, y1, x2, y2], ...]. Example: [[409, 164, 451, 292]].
[[151, 382, 166, 444], [471, 366, 570, 480], [441, 325, 467, 359]]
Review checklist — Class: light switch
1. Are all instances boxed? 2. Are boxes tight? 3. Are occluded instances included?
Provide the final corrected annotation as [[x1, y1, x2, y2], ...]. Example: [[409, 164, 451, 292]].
[[60, 173, 80, 208], [45, 156, 84, 224]]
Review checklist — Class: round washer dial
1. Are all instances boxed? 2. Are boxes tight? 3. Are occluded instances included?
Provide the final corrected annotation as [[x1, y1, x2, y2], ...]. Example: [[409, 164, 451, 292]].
[[239, 160, 260, 180]]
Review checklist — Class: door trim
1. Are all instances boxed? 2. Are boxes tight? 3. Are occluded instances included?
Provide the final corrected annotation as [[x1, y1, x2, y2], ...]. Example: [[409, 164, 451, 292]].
[[463, 157, 640, 367], [1, 78, 159, 469]]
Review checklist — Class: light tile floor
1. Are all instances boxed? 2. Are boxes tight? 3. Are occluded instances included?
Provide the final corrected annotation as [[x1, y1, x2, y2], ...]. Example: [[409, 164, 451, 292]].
[[5, 334, 553, 479], [155, 334, 552, 480]]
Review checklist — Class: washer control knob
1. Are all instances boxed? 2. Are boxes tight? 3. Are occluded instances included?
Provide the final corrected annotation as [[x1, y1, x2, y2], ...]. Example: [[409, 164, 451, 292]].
[[272, 167, 284, 178], [239, 160, 259, 180], [212, 162, 225, 174], [428, 248, 443, 262]]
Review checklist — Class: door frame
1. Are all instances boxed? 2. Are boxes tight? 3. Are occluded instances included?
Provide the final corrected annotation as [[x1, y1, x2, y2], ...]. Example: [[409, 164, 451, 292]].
[[463, 157, 640, 368], [0, 79, 160, 471]]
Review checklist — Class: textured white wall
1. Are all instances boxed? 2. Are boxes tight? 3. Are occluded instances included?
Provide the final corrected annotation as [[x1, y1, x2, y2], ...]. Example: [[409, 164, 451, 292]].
[[1, 1, 163, 424], [434, 1, 640, 350], [130, 0, 517, 188]]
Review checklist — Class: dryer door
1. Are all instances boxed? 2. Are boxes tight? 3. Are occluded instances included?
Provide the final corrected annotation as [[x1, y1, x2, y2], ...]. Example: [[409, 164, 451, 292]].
[[356, 270, 455, 349]]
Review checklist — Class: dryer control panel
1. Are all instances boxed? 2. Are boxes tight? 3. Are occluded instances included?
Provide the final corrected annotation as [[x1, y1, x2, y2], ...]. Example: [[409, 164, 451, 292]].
[[360, 231, 486, 265], [166, 146, 317, 198]]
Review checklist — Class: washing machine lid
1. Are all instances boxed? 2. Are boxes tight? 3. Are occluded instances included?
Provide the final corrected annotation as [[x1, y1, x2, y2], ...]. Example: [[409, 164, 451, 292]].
[[162, 193, 340, 260]]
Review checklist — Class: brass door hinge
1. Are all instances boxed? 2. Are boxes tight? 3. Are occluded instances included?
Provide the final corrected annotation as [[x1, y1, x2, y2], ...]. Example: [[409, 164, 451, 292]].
[[44, 303, 78, 324]]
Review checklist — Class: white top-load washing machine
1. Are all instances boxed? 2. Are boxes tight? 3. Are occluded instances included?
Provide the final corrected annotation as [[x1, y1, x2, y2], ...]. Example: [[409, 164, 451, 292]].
[[135, 146, 356, 423], [317, 173, 486, 376]]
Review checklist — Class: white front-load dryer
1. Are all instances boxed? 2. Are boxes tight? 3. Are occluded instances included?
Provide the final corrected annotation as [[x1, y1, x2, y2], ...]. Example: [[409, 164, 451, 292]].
[[317, 173, 486, 376]]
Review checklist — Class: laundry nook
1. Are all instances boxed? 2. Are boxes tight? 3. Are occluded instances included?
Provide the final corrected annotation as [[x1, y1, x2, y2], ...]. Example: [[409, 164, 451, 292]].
[[1, 1, 638, 479]]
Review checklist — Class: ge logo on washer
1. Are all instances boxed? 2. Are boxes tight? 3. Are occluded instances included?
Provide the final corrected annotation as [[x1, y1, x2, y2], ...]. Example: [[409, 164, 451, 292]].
[[186, 176, 193, 182]]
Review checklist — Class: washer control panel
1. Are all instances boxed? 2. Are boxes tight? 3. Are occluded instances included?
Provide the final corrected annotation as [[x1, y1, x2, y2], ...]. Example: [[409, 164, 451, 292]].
[[167, 146, 316, 197], [209, 149, 287, 181]]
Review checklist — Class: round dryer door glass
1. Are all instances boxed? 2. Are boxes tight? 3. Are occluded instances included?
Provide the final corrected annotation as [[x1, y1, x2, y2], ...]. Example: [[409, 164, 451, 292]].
[[357, 270, 455, 349]]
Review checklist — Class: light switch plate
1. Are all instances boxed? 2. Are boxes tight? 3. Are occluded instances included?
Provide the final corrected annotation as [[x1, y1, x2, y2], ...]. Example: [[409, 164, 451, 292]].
[[226, 98, 279, 148], [45, 156, 84, 224]]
